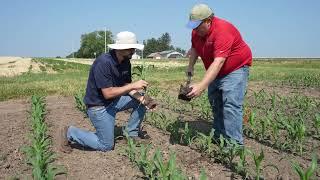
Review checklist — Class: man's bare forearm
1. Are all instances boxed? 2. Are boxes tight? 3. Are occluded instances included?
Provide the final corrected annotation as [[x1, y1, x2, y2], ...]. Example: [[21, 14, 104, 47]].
[[128, 89, 143, 102], [200, 57, 226, 88], [101, 84, 133, 100]]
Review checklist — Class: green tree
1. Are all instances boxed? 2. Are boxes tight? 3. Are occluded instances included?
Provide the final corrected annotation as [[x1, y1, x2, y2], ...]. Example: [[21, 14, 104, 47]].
[[143, 32, 185, 58], [73, 30, 113, 58]]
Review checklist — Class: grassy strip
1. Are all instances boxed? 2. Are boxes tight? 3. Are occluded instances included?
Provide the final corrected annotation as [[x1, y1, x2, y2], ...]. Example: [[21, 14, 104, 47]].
[[23, 96, 65, 179], [1, 58, 320, 102]]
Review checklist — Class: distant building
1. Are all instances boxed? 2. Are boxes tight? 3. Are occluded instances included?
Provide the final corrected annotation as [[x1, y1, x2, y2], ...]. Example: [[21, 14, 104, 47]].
[[147, 52, 161, 59], [147, 50, 184, 59], [131, 53, 141, 60]]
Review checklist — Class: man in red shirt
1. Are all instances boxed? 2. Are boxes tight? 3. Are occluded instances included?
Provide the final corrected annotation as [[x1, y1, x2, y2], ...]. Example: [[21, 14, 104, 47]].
[[186, 4, 252, 145]]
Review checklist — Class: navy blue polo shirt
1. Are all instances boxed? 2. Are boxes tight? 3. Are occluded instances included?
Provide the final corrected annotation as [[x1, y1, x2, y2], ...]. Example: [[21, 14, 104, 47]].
[[83, 50, 132, 106]]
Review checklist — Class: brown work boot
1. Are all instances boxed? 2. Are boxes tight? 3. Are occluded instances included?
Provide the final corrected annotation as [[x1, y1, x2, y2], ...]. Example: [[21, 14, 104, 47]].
[[58, 126, 72, 153]]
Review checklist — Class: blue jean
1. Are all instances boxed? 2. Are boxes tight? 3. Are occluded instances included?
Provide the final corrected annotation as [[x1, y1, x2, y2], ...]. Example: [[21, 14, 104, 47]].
[[208, 66, 249, 145], [67, 95, 146, 151]]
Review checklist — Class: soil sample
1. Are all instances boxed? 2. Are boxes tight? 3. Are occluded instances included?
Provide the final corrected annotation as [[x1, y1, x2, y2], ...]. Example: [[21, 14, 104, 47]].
[[144, 95, 157, 109], [178, 85, 192, 101], [178, 72, 193, 101]]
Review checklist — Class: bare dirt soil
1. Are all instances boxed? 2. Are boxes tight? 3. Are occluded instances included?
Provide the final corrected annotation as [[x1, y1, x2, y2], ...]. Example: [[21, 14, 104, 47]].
[[0, 98, 31, 179], [247, 81, 320, 100], [1, 95, 319, 179]]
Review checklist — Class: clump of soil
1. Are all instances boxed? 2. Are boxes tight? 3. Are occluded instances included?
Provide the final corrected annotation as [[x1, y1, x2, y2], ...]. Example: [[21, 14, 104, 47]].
[[178, 84, 192, 101], [144, 95, 157, 109]]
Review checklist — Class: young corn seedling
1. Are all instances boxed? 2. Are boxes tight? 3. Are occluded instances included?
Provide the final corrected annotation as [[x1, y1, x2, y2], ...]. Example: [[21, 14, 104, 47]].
[[257, 115, 271, 142], [251, 149, 279, 180], [235, 147, 250, 179], [136, 144, 156, 179], [313, 113, 320, 139], [124, 132, 137, 162], [284, 117, 306, 155], [270, 120, 281, 148], [243, 108, 257, 139], [215, 135, 241, 166], [74, 91, 87, 117], [292, 154, 318, 180], [224, 139, 243, 168], [167, 120, 181, 144], [180, 122, 196, 146], [252, 149, 264, 180], [153, 149, 186, 179], [24, 96, 65, 179], [193, 131, 215, 155], [199, 168, 208, 180]]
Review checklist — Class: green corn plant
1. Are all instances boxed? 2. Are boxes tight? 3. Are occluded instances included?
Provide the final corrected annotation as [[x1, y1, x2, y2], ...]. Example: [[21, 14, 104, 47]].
[[193, 131, 215, 155], [224, 139, 242, 168], [24, 96, 65, 179], [167, 120, 181, 144], [153, 150, 185, 180], [251, 149, 264, 180], [214, 135, 243, 168], [148, 87, 161, 98], [166, 152, 186, 179], [292, 154, 318, 180], [295, 117, 306, 155], [235, 147, 250, 179], [136, 144, 156, 179], [270, 120, 281, 148], [243, 109, 257, 138], [180, 122, 196, 146], [257, 115, 271, 141], [132, 65, 146, 80], [124, 133, 137, 162], [282, 116, 306, 155], [74, 91, 87, 117], [250, 149, 279, 180], [153, 149, 166, 178], [270, 91, 277, 110], [313, 113, 320, 139], [199, 168, 208, 180]]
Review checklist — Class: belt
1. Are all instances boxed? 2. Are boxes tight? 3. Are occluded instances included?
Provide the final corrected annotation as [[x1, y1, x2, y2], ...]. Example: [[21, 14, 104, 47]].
[[86, 104, 104, 108]]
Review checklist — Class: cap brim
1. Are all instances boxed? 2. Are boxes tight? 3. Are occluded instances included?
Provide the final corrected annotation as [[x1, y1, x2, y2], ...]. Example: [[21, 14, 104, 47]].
[[108, 44, 144, 50], [186, 20, 202, 29]]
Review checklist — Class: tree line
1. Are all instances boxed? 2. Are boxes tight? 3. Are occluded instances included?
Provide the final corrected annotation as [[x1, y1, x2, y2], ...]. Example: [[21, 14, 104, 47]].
[[67, 31, 186, 58]]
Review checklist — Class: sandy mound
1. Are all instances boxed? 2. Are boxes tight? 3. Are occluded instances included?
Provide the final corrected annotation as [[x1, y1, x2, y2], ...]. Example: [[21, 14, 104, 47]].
[[0, 57, 41, 77]]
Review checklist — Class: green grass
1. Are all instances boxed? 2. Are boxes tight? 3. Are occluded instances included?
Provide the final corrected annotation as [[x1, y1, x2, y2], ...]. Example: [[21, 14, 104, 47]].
[[0, 58, 319, 102]]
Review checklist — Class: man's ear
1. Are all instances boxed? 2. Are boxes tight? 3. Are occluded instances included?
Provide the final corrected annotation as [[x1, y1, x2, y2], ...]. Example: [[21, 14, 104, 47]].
[[204, 18, 211, 25]]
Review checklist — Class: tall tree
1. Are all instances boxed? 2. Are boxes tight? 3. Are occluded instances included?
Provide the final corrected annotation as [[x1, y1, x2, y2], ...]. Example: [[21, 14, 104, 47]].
[[142, 32, 186, 58], [70, 30, 113, 58]]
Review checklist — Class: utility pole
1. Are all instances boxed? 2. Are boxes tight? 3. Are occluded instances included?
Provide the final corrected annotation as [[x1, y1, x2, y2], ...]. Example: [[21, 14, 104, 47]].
[[72, 40, 74, 59], [105, 27, 107, 53]]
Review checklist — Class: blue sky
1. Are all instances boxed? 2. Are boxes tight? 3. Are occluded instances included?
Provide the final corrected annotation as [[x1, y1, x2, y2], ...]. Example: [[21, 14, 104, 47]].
[[1, 0, 319, 57]]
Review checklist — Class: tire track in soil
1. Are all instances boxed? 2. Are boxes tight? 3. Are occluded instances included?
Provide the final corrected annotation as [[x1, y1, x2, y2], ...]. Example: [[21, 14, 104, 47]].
[[0, 98, 32, 179]]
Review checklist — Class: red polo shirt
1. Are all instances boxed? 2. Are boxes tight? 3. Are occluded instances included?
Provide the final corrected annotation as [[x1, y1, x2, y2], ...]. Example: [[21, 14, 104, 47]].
[[191, 17, 252, 77]]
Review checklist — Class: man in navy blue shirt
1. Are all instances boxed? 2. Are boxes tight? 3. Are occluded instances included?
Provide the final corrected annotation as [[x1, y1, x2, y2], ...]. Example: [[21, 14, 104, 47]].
[[59, 31, 156, 152]]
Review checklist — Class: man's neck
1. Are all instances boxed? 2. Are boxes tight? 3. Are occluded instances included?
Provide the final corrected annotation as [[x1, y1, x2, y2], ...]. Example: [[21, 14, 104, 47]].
[[115, 51, 124, 63]]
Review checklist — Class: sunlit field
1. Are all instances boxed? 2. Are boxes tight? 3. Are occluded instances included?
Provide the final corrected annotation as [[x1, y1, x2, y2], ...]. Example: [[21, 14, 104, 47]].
[[1, 57, 319, 179]]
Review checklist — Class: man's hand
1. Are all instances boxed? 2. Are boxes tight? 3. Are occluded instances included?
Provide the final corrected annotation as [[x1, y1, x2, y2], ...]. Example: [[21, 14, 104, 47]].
[[185, 68, 194, 77], [187, 83, 206, 98], [130, 80, 148, 90]]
